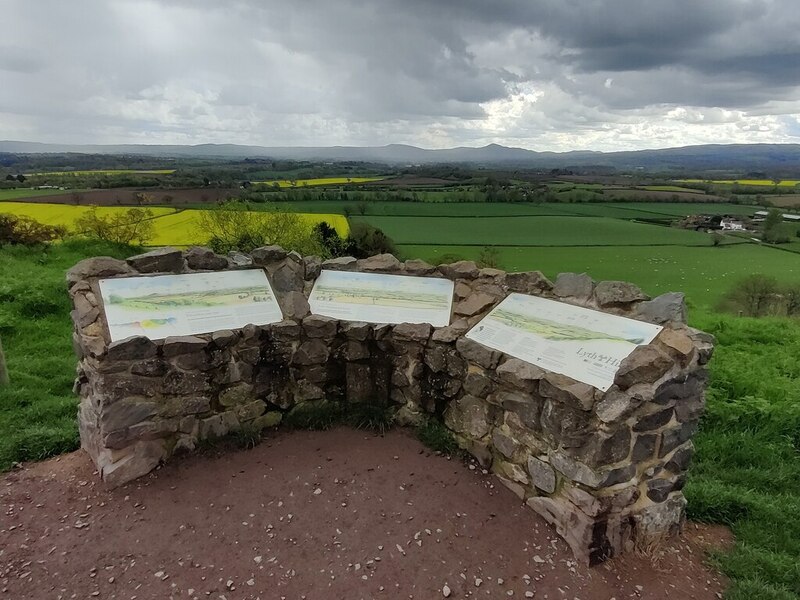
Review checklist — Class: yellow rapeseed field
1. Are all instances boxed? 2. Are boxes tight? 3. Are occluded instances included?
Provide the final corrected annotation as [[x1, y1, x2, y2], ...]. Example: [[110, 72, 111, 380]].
[[0, 202, 349, 247], [250, 176, 384, 187], [678, 179, 800, 187]]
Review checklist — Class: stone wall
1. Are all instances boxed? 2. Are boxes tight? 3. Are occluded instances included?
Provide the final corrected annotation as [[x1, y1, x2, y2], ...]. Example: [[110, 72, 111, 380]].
[[67, 245, 713, 566]]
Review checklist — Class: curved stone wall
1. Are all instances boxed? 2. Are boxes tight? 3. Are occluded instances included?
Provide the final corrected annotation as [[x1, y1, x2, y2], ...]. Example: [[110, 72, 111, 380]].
[[67, 246, 713, 565]]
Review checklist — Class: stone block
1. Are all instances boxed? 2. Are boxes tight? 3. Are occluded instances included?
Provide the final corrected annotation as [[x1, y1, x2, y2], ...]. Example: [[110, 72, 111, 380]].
[[393, 322, 432, 343], [527, 456, 556, 493], [99, 439, 168, 487], [184, 246, 229, 270], [437, 260, 479, 279], [162, 335, 208, 357], [321, 256, 357, 270], [636, 292, 687, 325], [302, 315, 338, 339], [200, 411, 239, 438], [593, 280, 648, 307], [664, 442, 694, 473], [292, 340, 330, 366], [455, 337, 501, 369], [633, 407, 674, 432], [66, 257, 133, 288], [403, 258, 436, 275], [539, 372, 596, 411], [454, 292, 497, 317], [659, 421, 699, 457], [495, 475, 527, 500], [632, 433, 658, 462], [219, 383, 254, 407], [106, 336, 157, 361], [462, 371, 493, 397], [492, 429, 520, 459], [506, 271, 553, 294], [127, 247, 184, 273], [444, 395, 494, 439], [541, 400, 593, 447], [278, 291, 310, 320], [496, 358, 546, 390], [250, 245, 287, 264], [614, 345, 672, 389], [553, 272, 594, 301], [254, 411, 283, 429], [357, 253, 402, 272]]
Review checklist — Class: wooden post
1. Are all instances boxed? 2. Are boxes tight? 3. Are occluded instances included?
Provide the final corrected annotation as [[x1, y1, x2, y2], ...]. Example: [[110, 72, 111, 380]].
[[0, 337, 8, 386]]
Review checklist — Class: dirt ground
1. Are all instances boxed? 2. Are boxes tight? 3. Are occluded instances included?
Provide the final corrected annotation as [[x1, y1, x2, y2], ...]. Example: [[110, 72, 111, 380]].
[[1, 428, 730, 600]]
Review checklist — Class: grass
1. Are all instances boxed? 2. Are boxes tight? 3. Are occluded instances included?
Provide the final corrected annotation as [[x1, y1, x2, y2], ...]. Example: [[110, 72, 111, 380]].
[[684, 313, 800, 599], [355, 215, 719, 247], [0, 202, 349, 246], [26, 169, 176, 176], [640, 185, 707, 193], [251, 176, 384, 187], [284, 400, 394, 433], [399, 243, 800, 310], [0, 239, 135, 468], [0, 189, 84, 200], [415, 418, 462, 455]]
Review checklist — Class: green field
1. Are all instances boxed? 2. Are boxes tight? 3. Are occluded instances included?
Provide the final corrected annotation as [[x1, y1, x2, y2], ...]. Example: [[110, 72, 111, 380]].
[[400, 244, 800, 310], [26, 169, 176, 176], [0, 188, 81, 200], [356, 214, 721, 246]]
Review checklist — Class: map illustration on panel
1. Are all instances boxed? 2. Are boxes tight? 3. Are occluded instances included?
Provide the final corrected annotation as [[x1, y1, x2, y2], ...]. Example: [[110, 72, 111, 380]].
[[309, 270, 454, 326], [465, 293, 662, 391], [99, 269, 283, 342]]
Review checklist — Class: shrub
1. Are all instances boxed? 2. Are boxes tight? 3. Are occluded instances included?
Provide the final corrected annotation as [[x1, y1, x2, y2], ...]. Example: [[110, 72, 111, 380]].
[[477, 246, 501, 268], [73, 207, 155, 245], [0, 214, 66, 246], [198, 201, 326, 256], [347, 222, 396, 258], [724, 275, 781, 316], [314, 221, 356, 258]]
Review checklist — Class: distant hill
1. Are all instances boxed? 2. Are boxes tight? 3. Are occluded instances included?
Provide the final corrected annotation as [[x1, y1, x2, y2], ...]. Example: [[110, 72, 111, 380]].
[[1, 140, 799, 171]]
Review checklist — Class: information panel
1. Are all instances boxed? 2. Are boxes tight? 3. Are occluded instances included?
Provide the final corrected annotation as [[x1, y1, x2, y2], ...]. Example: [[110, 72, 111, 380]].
[[465, 293, 662, 391], [309, 270, 454, 327], [98, 269, 283, 342]]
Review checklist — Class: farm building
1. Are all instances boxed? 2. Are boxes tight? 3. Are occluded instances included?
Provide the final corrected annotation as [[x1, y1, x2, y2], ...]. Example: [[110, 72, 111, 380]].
[[753, 210, 800, 223]]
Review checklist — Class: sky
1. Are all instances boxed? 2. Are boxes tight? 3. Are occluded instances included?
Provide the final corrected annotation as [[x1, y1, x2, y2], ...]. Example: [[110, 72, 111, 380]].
[[1, 0, 799, 151]]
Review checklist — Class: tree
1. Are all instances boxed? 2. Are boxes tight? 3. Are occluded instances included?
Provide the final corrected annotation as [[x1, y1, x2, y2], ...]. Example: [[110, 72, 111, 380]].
[[347, 222, 395, 257], [74, 207, 155, 245], [726, 274, 780, 316], [15, 174, 25, 183], [197, 201, 326, 255], [762, 208, 790, 243], [4, 174, 14, 181], [314, 222, 355, 258], [0, 214, 66, 246]]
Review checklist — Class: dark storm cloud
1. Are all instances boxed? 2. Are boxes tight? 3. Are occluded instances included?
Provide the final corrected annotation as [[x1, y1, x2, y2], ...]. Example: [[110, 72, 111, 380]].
[[0, 0, 798, 148]]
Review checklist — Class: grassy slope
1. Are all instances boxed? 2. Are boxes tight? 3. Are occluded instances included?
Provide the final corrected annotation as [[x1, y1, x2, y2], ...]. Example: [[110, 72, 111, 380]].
[[0, 240, 134, 467], [687, 314, 800, 599], [1, 236, 800, 597]]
